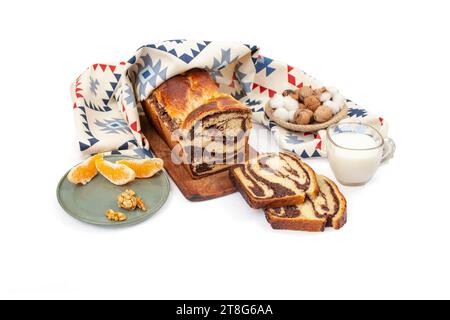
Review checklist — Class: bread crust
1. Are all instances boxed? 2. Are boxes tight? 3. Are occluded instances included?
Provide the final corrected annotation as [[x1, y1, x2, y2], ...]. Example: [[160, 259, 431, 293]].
[[144, 68, 250, 134], [264, 211, 326, 232], [142, 97, 178, 150], [181, 96, 251, 130]]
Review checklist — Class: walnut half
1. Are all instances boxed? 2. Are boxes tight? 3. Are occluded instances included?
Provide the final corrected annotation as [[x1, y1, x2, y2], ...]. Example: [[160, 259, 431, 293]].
[[117, 189, 138, 210], [117, 189, 147, 211]]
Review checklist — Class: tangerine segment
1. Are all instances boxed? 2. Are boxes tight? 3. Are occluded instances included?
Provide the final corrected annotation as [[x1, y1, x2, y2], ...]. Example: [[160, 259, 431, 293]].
[[67, 154, 103, 185], [116, 158, 164, 178], [95, 158, 136, 185]]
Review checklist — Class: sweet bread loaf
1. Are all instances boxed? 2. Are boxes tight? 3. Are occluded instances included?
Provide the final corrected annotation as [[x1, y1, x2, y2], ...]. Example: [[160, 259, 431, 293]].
[[143, 69, 252, 178], [265, 175, 347, 232], [230, 152, 319, 209]]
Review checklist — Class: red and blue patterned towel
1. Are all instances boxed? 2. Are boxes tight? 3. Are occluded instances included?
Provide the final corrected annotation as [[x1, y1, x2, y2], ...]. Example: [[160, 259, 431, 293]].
[[71, 40, 388, 159]]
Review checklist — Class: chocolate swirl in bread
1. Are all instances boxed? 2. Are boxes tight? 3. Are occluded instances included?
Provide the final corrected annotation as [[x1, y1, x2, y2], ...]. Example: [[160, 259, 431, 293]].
[[230, 152, 319, 208], [265, 175, 347, 232]]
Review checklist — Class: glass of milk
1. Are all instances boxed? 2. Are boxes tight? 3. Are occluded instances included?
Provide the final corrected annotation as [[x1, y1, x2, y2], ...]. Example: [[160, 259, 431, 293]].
[[326, 123, 391, 186]]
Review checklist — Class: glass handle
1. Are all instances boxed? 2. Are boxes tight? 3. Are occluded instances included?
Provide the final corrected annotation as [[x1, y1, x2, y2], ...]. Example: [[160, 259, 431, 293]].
[[381, 137, 396, 164]]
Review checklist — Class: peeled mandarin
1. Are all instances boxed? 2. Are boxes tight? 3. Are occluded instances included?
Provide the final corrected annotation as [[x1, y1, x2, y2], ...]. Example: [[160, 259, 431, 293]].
[[116, 158, 164, 178], [95, 157, 135, 185], [67, 154, 103, 185]]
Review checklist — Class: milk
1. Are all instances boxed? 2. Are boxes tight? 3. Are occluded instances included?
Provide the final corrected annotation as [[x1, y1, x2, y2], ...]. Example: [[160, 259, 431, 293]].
[[327, 132, 383, 185]]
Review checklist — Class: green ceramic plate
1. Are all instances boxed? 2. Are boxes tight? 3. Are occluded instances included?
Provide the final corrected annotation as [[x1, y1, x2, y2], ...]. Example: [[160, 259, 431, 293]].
[[57, 155, 170, 226]]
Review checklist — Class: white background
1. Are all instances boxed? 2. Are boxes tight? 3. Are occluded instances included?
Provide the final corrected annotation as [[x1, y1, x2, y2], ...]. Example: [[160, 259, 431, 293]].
[[1, 0, 449, 300]]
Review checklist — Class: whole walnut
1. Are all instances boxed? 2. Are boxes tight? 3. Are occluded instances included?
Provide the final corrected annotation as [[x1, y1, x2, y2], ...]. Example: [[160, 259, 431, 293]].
[[294, 109, 313, 125], [298, 86, 314, 100], [282, 89, 299, 101], [314, 106, 334, 123], [304, 95, 321, 112]]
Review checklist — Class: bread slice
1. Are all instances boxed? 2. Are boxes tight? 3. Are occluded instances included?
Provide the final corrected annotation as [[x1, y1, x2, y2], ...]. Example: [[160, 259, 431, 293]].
[[230, 152, 319, 209], [265, 175, 347, 232]]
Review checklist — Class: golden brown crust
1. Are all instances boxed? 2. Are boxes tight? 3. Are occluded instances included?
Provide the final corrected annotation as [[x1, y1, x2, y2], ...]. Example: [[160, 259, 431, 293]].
[[152, 69, 218, 122], [182, 96, 251, 130], [265, 212, 326, 232], [142, 97, 178, 149], [145, 68, 250, 133], [320, 175, 347, 230]]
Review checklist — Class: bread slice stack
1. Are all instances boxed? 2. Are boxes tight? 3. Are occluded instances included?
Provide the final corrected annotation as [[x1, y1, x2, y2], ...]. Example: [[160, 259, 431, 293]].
[[265, 175, 346, 232], [230, 151, 346, 232]]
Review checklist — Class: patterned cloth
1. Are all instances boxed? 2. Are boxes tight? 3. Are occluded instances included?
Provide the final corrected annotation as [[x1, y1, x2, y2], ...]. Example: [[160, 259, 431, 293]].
[[71, 40, 388, 159]]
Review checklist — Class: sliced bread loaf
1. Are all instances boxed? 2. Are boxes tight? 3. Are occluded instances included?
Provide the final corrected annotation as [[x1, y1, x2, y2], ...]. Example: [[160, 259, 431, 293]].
[[265, 174, 347, 231], [230, 152, 318, 209]]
